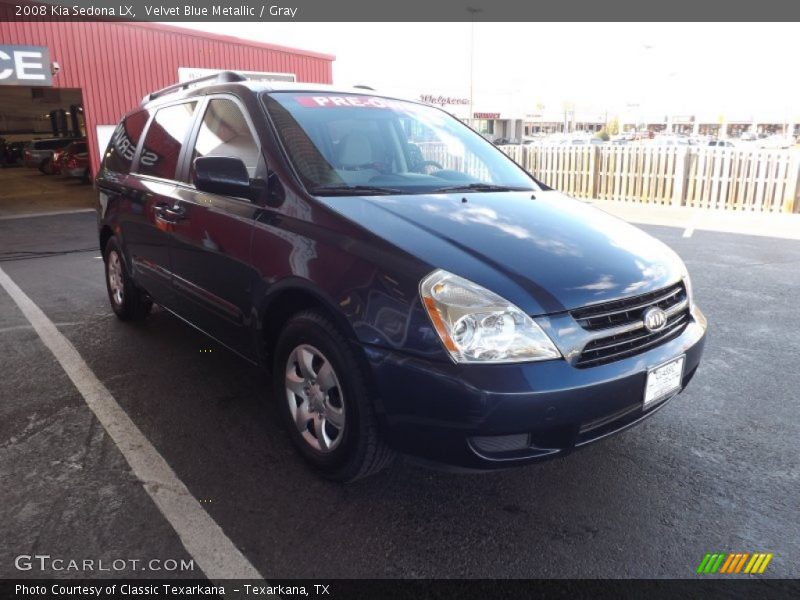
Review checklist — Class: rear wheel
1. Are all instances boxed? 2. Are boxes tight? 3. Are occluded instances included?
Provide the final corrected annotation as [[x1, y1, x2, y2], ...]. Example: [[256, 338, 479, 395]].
[[273, 310, 395, 481], [39, 158, 54, 175], [103, 237, 152, 321]]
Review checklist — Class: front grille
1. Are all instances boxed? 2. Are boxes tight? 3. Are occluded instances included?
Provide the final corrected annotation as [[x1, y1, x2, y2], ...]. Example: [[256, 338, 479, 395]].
[[572, 282, 689, 368], [470, 433, 530, 454]]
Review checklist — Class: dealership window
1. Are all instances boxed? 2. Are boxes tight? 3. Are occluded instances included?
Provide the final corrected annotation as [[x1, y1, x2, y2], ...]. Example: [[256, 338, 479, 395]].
[[102, 110, 150, 175], [475, 120, 494, 135], [137, 102, 198, 180], [190, 99, 260, 182]]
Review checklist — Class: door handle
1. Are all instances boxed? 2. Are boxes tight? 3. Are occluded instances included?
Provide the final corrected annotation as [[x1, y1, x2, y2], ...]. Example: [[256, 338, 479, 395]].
[[154, 204, 186, 222]]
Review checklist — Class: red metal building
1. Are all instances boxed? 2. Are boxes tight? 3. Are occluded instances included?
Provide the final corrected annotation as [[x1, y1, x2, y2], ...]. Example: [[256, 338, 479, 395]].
[[0, 20, 334, 173]]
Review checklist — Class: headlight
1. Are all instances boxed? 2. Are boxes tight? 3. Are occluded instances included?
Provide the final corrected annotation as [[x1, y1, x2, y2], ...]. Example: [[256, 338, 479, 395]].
[[419, 269, 561, 364]]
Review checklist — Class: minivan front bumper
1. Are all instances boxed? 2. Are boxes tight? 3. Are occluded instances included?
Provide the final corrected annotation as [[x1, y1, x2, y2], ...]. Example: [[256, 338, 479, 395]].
[[363, 306, 707, 469]]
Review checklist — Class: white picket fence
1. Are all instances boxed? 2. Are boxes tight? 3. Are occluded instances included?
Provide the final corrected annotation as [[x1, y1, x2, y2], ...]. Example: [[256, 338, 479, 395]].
[[499, 144, 800, 213]]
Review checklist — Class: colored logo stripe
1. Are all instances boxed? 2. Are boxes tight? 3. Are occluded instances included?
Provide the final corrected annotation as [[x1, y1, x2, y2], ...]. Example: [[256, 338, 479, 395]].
[[745, 553, 773, 574], [698, 553, 773, 574], [696, 553, 712, 574], [719, 553, 737, 573], [720, 553, 748, 573], [733, 553, 750, 573]]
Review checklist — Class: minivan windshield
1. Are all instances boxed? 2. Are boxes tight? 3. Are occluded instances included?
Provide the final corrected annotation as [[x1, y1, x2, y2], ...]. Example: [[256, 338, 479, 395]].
[[262, 92, 538, 196]]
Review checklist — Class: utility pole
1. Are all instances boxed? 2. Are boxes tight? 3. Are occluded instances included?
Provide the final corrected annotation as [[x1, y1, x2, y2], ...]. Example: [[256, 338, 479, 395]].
[[467, 7, 482, 128]]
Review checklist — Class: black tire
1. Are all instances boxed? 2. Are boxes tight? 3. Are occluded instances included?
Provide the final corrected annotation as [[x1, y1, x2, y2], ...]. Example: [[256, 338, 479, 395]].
[[103, 236, 152, 321], [273, 310, 395, 482], [39, 158, 53, 174]]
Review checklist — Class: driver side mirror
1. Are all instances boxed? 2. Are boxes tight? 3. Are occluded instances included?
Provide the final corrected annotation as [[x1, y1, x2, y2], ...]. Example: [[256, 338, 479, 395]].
[[194, 156, 252, 199]]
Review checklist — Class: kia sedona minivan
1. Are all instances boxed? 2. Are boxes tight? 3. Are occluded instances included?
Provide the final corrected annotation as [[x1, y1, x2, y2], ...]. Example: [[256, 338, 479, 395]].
[[96, 72, 707, 481]]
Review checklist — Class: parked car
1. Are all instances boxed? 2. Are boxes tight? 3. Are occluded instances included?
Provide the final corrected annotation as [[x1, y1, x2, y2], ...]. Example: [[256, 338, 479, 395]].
[[610, 133, 633, 144], [56, 140, 90, 180], [651, 134, 691, 146], [63, 152, 91, 183], [97, 73, 707, 481], [1, 140, 27, 166], [758, 134, 795, 149], [492, 137, 511, 145], [631, 130, 653, 141], [22, 137, 79, 172], [521, 135, 546, 145], [707, 139, 736, 148]]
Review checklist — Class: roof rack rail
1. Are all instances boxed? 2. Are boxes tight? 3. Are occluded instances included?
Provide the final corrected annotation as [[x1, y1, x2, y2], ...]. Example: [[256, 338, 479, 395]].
[[142, 71, 247, 104], [353, 84, 374, 90]]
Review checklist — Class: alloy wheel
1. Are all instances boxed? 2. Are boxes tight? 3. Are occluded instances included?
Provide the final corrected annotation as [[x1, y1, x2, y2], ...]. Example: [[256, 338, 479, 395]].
[[285, 344, 345, 453], [107, 250, 124, 307]]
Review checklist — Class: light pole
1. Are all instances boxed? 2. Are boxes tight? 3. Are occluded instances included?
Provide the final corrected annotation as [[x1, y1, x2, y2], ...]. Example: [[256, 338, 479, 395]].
[[467, 7, 482, 128], [639, 43, 653, 133]]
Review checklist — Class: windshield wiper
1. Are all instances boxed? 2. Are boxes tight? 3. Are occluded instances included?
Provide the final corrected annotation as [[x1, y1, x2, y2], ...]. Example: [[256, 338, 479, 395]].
[[430, 183, 533, 194], [310, 185, 404, 196]]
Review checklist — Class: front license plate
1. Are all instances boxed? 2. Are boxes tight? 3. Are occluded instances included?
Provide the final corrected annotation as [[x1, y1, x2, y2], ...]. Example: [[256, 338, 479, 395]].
[[644, 355, 685, 409]]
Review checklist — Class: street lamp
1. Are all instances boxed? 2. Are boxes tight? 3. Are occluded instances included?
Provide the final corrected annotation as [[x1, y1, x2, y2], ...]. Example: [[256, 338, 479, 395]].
[[467, 7, 482, 128]]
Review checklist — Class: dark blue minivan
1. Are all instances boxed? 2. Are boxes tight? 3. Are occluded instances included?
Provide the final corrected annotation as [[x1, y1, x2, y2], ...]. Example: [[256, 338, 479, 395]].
[[96, 72, 706, 481]]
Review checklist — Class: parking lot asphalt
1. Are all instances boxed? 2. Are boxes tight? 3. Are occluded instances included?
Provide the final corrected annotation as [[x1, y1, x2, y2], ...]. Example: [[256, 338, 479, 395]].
[[1, 207, 799, 579]]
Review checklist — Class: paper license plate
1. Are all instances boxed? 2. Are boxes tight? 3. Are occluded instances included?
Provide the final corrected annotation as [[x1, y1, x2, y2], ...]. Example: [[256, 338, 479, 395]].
[[644, 355, 685, 408]]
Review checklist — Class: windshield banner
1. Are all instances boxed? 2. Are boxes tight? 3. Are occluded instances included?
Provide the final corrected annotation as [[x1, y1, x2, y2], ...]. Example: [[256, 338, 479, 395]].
[[295, 95, 411, 110]]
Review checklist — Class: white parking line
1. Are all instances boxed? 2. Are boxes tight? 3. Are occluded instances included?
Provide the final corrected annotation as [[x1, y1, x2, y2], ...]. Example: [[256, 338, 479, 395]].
[[682, 210, 700, 238], [0, 265, 263, 581], [0, 208, 95, 221]]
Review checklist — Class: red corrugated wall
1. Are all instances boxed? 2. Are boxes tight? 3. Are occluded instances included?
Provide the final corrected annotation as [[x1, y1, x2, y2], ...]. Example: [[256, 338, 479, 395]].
[[0, 21, 334, 173]]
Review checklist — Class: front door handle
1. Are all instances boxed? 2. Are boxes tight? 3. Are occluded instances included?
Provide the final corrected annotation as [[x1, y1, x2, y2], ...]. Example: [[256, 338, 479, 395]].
[[154, 204, 186, 222]]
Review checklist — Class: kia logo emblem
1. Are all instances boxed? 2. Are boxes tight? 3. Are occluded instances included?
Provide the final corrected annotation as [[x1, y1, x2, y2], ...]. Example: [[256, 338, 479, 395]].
[[643, 307, 668, 332]]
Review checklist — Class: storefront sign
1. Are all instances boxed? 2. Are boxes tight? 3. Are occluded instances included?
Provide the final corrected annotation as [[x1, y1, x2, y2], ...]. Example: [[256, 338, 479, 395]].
[[419, 94, 469, 107], [473, 112, 500, 119], [0, 45, 52, 86]]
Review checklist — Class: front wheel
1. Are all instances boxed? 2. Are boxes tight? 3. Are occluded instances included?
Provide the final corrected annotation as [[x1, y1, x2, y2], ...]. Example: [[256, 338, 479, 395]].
[[103, 237, 152, 321], [273, 310, 395, 481]]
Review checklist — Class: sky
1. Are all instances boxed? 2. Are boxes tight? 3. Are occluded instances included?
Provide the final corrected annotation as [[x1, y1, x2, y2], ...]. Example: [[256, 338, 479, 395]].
[[172, 22, 800, 121]]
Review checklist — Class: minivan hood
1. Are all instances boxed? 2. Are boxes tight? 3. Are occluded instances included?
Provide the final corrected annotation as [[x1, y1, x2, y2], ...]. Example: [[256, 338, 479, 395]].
[[317, 191, 686, 315]]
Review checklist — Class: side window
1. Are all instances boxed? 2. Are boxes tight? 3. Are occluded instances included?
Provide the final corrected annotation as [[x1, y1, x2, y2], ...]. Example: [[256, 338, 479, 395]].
[[44, 140, 66, 150], [191, 98, 260, 182], [137, 102, 198, 180], [103, 110, 149, 175]]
